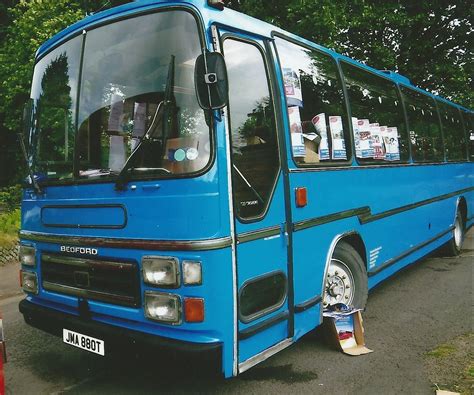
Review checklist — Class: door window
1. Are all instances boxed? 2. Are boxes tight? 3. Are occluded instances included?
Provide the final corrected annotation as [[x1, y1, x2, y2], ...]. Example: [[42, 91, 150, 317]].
[[224, 39, 280, 219]]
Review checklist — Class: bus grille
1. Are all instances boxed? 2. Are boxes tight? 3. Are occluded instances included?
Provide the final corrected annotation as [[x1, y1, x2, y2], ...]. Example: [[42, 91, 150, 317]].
[[41, 253, 140, 307]]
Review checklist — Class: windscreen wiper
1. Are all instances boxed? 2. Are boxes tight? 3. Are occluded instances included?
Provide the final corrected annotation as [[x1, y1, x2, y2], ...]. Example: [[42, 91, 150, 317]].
[[18, 133, 42, 194], [115, 55, 176, 191], [114, 101, 164, 190]]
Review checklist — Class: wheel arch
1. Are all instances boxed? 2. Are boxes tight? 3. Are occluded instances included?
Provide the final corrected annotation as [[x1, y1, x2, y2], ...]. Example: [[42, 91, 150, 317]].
[[320, 230, 368, 320]]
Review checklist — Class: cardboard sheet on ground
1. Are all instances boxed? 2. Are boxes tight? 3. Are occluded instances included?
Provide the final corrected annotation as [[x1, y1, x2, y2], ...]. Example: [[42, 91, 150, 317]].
[[323, 309, 373, 356]]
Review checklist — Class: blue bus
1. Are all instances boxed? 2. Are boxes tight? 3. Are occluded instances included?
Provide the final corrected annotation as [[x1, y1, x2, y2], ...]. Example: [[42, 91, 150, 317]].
[[18, 0, 473, 378]]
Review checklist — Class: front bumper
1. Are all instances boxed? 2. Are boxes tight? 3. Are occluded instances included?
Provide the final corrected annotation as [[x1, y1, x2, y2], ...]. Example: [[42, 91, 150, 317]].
[[19, 299, 221, 360]]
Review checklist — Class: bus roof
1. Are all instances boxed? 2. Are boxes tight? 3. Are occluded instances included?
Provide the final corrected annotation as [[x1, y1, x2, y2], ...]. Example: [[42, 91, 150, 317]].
[[37, 0, 472, 113]]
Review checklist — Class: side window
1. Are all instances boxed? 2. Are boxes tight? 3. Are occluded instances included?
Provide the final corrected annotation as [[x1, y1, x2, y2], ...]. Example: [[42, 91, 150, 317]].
[[437, 102, 466, 162], [275, 37, 350, 165], [401, 87, 443, 162], [224, 39, 279, 219], [341, 62, 408, 163], [460, 111, 474, 161]]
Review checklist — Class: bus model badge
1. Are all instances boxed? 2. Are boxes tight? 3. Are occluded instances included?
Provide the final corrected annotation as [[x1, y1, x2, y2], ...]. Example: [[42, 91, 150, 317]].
[[60, 246, 98, 255]]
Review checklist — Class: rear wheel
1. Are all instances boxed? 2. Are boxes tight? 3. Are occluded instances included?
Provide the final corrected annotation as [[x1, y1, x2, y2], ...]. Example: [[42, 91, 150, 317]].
[[323, 242, 368, 309], [444, 212, 465, 256]]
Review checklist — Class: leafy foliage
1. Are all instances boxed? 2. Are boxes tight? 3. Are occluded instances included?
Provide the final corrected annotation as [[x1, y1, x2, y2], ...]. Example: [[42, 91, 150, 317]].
[[0, 184, 22, 211], [228, 0, 472, 108]]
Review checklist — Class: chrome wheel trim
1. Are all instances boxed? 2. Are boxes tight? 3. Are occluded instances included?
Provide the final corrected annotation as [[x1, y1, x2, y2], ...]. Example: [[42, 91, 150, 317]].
[[323, 258, 355, 307], [454, 215, 463, 249]]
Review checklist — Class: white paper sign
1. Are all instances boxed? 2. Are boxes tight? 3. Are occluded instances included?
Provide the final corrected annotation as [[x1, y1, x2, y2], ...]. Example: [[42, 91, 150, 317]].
[[329, 115, 346, 160], [108, 93, 124, 132], [108, 135, 126, 172], [312, 113, 330, 160], [370, 123, 384, 160], [385, 127, 400, 161], [352, 117, 361, 158], [357, 119, 374, 158], [283, 68, 303, 107], [288, 106, 305, 157]]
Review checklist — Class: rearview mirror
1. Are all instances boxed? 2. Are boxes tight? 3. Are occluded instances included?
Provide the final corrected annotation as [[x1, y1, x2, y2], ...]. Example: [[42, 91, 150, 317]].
[[195, 52, 228, 110]]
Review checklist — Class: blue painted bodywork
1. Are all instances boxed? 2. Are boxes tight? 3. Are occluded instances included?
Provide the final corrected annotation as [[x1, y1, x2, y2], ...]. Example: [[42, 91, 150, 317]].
[[21, 0, 473, 378]]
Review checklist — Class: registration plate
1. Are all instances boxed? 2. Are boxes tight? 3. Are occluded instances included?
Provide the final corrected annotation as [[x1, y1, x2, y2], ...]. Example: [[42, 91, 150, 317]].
[[63, 329, 105, 356]]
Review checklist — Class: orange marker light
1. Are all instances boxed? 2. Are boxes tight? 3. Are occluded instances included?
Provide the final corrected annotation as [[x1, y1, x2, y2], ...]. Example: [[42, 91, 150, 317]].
[[295, 187, 308, 208], [184, 298, 204, 323]]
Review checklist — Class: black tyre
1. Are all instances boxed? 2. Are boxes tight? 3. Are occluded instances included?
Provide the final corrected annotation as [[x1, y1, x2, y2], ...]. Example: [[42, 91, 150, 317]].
[[443, 211, 465, 257], [323, 241, 368, 309]]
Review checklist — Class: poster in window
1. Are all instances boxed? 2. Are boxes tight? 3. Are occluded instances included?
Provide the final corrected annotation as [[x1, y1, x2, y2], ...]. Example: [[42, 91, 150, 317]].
[[385, 127, 400, 161], [370, 123, 384, 160], [311, 113, 330, 160], [288, 106, 305, 157], [108, 93, 124, 132], [352, 117, 361, 158], [329, 116, 346, 160], [357, 119, 374, 158], [283, 68, 303, 107], [108, 135, 126, 172], [379, 125, 389, 160]]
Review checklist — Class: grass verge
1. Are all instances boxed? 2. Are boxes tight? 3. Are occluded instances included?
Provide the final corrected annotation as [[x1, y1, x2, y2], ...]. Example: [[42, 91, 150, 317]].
[[425, 333, 473, 395]]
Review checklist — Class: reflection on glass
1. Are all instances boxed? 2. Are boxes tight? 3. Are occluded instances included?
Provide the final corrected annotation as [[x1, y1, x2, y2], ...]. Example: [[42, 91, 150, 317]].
[[224, 39, 279, 219], [461, 112, 474, 161], [437, 101, 466, 161], [29, 36, 82, 180], [401, 87, 443, 162], [27, 11, 210, 183], [77, 11, 209, 178]]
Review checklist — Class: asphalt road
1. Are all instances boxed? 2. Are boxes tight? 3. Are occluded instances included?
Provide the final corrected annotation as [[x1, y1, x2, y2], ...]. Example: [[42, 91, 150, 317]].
[[1, 230, 473, 395]]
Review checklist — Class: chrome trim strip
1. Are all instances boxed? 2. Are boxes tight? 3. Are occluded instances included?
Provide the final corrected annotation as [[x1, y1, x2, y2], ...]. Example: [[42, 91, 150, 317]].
[[293, 186, 474, 232], [42, 282, 138, 306], [368, 226, 454, 277], [219, 54, 239, 374], [20, 230, 233, 251], [237, 225, 281, 244], [238, 338, 292, 374], [294, 208, 369, 231]]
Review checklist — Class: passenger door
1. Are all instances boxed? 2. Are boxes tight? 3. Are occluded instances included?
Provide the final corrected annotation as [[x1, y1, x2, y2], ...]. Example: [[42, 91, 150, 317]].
[[222, 35, 291, 369]]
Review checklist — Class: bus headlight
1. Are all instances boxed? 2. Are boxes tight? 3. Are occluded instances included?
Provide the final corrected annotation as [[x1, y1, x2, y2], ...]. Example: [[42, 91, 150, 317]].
[[144, 291, 181, 324], [142, 256, 179, 287], [19, 245, 36, 267], [21, 271, 38, 294]]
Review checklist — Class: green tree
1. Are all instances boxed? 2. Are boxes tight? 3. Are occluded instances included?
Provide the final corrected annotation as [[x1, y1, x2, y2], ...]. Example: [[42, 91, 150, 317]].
[[228, 0, 472, 108]]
